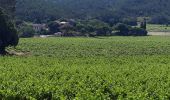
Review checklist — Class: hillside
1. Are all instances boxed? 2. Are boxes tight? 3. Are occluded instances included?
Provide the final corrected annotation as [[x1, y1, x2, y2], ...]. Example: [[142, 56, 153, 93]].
[[16, 0, 170, 24]]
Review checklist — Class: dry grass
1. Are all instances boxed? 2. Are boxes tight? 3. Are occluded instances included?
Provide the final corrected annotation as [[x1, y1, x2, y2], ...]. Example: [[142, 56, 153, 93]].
[[6, 49, 31, 56]]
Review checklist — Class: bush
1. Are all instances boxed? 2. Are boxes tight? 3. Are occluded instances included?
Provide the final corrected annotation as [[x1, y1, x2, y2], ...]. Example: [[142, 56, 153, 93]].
[[19, 25, 35, 38], [114, 23, 130, 36], [39, 29, 49, 35], [63, 30, 81, 37], [48, 21, 60, 34], [96, 26, 112, 36], [114, 23, 148, 36], [129, 27, 148, 36]]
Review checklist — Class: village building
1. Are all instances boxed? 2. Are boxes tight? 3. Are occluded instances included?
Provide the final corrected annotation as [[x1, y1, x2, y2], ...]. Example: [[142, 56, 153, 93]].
[[32, 24, 46, 32]]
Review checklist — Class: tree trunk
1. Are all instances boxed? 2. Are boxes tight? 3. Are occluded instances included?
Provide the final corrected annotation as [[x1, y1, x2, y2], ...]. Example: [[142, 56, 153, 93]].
[[0, 46, 7, 55]]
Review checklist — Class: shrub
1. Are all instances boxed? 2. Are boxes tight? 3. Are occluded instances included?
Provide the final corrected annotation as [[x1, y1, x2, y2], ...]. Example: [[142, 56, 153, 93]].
[[114, 23, 148, 36], [48, 21, 60, 34], [114, 23, 130, 36], [129, 27, 148, 36], [19, 25, 35, 38]]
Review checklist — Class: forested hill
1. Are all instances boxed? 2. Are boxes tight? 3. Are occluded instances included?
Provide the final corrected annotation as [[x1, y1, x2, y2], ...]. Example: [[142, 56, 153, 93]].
[[16, 0, 170, 24], [16, 0, 117, 21]]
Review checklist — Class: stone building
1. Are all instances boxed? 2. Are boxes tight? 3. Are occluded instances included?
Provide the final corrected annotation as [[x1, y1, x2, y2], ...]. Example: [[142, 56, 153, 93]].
[[32, 24, 46, 32]]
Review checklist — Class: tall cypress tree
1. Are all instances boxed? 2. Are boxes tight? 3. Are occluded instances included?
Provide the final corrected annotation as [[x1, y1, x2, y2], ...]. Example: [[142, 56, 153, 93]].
[[140, 18, 147, 30], [0, 0, 16, 18], [0, 0, 19, 55]]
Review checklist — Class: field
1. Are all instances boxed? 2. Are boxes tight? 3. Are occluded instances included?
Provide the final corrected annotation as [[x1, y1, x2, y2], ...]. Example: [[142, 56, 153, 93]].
[[147, 24, 170, 32], [1, 36, 170, 99]]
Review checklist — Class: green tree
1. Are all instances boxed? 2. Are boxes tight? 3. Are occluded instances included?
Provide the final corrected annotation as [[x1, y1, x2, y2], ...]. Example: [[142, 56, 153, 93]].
[[140, 19, 147, 30], [48, 21, 60, 34], [19, 25, 35, 38], [114, 23, 147, 36], [0, 0, 16, 18], [114, 23, 130, 36], [0, 8, 19, 54]]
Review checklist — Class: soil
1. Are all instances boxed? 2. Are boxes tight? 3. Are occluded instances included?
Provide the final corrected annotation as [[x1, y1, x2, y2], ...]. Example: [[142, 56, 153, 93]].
[[148, 32, 170, 36]]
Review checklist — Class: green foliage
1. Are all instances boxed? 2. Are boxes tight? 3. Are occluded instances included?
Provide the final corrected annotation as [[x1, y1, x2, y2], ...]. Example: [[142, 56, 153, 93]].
[[75, 19, 112, 36], [39, 29, 49, 35], [147, 24, 170, 32], [122, 17, 137, 26], [47, 21, 60, 34], [149, 15, 170, 24], [0, 8, 18, 54], [129, 27, 148, 36], [18, 24, 35, 38], [114, 23, 130, 36], [114, 23, 147, 36], [0, 0, 16, 18], [16, 0, 170, 24], [1, 37, 170, 99], [140, 19, 147, 30]]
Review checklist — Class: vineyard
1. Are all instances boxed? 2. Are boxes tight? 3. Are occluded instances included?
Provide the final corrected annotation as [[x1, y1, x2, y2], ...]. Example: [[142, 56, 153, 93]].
[[1, 36, 170, 99]]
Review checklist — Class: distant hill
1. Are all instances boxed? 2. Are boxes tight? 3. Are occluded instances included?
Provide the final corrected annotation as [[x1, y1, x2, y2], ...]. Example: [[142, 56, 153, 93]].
[[16, 0, 170, 24]]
